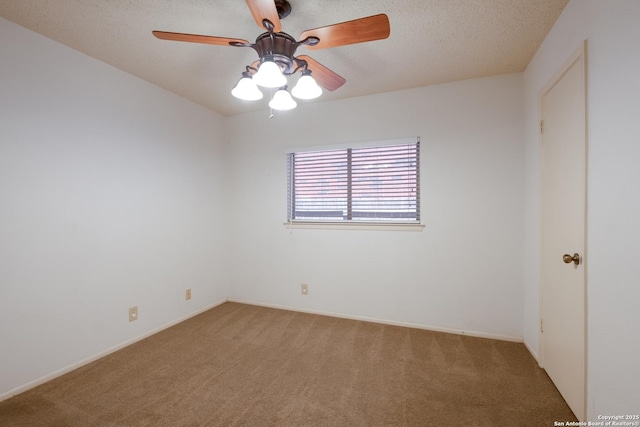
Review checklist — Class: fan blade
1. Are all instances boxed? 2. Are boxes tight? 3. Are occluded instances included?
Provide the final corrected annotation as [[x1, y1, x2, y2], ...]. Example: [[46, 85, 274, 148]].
[[300, 14, 390, 50], [245, 0, 282, 32], [297, 55, 346, 91], [153, 31, 249, 46]]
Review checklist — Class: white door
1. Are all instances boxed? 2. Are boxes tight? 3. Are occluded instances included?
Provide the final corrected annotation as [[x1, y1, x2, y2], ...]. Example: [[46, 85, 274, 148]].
[[541, 43, 587, 420]]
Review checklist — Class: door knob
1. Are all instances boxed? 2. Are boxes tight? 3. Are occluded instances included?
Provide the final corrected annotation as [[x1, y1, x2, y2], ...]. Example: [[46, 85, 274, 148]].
[[562, 253, 580, 265]]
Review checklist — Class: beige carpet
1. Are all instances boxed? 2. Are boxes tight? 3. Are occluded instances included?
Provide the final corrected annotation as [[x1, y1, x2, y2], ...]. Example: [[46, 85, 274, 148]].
[[0, 302, 576, 426]]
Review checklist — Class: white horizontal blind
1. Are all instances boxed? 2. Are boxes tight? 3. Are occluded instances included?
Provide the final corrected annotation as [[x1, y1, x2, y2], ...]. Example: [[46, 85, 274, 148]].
[[287, 140, 420, 223]]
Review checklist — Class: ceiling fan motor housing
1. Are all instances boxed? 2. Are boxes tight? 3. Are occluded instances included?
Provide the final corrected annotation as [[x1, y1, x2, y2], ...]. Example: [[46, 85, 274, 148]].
[[255, 32, 298, 74]]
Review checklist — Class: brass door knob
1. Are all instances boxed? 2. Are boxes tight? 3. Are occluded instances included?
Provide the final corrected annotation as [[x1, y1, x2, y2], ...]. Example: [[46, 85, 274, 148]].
[[563, 253, 580, 265]]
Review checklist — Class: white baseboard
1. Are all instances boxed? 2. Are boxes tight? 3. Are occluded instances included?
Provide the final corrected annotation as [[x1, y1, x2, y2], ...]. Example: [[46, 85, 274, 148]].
[[2, 298, 526, 403], [0, 298, 228, 403], [228, 298, 524, 343], [524, 339, 540, 364]]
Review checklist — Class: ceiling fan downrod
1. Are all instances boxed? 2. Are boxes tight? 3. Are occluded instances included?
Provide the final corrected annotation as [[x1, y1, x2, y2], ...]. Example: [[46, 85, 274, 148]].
[[274, 0, 292, 19]]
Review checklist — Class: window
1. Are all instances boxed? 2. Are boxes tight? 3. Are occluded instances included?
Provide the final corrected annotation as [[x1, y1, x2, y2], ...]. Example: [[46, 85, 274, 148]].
[[287, 138, 420, 224]]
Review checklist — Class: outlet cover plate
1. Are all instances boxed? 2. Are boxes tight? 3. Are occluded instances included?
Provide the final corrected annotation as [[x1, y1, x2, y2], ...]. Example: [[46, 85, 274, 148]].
[[129, 306, 138, 322]]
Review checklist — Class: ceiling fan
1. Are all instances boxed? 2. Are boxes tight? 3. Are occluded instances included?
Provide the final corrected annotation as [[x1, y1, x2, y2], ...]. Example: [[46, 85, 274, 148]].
[[153, 0, 390, 111]]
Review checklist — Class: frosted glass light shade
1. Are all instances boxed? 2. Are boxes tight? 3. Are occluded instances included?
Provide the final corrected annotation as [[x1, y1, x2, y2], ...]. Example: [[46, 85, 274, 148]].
[[292, 73, 322, 100], [269, 88, 297, 111], [231, 74, 263, 101], [253, 60, 287, 88]]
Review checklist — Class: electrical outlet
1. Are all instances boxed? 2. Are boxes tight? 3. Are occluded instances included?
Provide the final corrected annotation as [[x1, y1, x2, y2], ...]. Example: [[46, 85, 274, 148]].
[[129, 306, 138, 322], [301, 283, 309, 295], [186, 288, 192, 300]]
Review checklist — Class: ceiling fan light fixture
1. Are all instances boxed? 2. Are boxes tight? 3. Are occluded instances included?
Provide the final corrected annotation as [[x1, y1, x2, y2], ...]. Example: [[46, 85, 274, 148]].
[[253, 59, 287, 88], [291, 70, 323, 100], [269, 87, 297, 111], [231, 72, 263, 101], [154, 4, 391, 115]]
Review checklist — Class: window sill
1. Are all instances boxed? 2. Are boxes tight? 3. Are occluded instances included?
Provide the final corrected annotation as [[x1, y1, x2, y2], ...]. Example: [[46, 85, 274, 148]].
[[283, 222, 425, 232]]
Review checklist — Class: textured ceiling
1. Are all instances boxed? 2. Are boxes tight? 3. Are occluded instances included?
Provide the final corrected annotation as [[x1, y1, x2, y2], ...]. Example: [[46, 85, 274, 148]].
[[0, 0, 568, 116]]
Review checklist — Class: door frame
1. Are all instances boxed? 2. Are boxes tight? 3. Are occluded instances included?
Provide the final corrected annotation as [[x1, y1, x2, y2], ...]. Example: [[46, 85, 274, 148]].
[[538, 40, 588, 420]]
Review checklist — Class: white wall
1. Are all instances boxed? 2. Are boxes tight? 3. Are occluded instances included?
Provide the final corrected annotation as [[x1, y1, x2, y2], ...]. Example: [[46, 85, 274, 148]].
[[226, 74, 525, 340], [0, 18, 230, 398], [523, 0, 640, 417]]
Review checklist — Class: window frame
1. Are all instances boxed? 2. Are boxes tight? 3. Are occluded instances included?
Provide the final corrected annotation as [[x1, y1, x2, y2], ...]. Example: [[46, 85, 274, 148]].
[[285, 138, 423, 231]]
